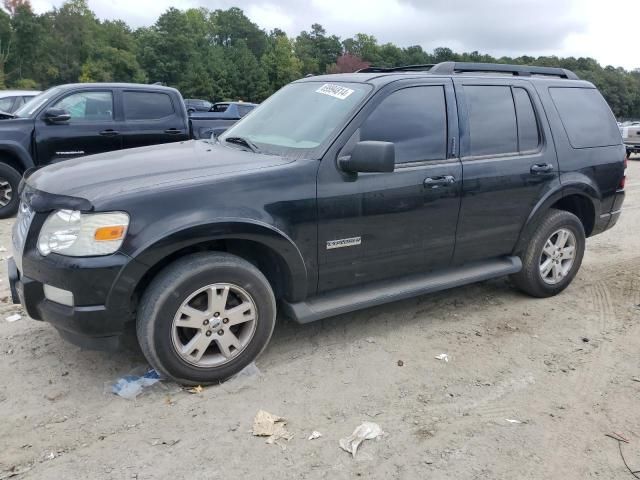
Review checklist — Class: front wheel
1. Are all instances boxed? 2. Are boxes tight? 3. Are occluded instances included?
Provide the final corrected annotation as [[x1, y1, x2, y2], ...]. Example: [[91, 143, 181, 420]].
[[511, 209, 586, 298], [0, 163, 22, 218], [137, 252, 277, 385]]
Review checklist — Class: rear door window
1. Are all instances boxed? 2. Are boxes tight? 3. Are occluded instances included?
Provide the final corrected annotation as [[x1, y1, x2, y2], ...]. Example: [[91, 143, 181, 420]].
[[464, 85, 518, 156], [360, 86, 447, 164], [549, 87, 621, 148], [124, 91, 175, 120], [513, 88, 540, 152]]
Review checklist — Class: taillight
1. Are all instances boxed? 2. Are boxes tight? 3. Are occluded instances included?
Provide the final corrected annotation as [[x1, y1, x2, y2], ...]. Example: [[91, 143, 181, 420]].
[[620, 156, 628, 190]]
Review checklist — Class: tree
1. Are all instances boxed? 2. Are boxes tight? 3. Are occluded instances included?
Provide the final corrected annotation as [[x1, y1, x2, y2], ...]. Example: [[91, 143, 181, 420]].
[[262, 34, 302, 91], [295, 23, 341, 75], [327, 53, 369, 73], [3, 0, 30, 16]]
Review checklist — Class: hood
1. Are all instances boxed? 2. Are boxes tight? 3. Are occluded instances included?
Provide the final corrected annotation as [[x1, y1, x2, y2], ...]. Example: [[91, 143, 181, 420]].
[[26, 140, 294, 204]]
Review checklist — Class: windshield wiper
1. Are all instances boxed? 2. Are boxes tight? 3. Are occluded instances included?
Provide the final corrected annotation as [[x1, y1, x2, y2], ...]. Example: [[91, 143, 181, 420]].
[[224, 136, 260, 153]]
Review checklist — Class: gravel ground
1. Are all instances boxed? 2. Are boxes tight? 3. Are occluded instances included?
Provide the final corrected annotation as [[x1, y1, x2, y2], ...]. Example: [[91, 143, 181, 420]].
[[1, 160, 640, 480]]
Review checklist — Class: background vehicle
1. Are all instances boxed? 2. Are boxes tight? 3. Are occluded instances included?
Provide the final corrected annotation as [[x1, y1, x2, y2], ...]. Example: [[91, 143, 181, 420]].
[[189, 102, 258, 139], [184, 98, 213, 113], [0, 90, 40, 114], [0, 84, 246, 217], [9, 62, 625, 385], [621, 122, 640, 157]]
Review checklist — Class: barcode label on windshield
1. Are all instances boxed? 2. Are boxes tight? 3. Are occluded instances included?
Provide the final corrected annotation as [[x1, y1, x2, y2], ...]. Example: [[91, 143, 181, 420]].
[[316, 84, 354, 100]]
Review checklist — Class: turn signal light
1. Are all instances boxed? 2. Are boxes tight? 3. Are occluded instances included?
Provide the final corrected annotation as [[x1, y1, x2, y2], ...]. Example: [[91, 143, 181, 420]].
[[94, 225, 126, 241]]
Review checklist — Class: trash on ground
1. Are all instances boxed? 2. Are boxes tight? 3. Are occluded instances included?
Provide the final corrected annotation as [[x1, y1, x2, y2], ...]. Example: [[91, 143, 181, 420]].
[[6, 314, 21, 322], [505, 419, 522, 424], [252, 410, 293, 447], [186, 385, 204, 394], [0, 247, 7, 252], [109, 368, 161, 400], [435, 353, 449, 362], [308, 431, 322, 440], [151, 439, 180, 447], [632, 377, 640, 383], [339, 422, 383, 457]]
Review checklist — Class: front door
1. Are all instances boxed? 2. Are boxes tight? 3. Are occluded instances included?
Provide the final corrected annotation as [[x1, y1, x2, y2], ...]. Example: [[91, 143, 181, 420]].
[[317, 80, 462, 292], [35, 89, 122, 164], [452, 79, 560, 264]]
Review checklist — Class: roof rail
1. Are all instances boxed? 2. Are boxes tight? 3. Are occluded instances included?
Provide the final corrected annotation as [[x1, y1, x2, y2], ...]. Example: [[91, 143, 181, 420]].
[[429, 62, 579, 80], [356, 64, 435, 73]]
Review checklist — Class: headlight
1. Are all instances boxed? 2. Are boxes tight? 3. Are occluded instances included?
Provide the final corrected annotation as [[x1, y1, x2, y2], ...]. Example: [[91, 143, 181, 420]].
[[38, 210, 129, 257]]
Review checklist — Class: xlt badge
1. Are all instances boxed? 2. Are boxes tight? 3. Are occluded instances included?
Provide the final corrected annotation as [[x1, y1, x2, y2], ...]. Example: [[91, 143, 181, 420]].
[[326, 237, 362, 250]]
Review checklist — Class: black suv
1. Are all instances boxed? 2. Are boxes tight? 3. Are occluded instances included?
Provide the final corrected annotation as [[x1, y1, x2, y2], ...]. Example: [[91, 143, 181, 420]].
[[9, 62, 626, 385]]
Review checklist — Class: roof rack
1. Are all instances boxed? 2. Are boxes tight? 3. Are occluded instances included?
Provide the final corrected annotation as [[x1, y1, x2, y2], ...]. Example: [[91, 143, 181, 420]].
[[429, 62, 579, 80], [356, 64, 434, 73], [357, 62, 579, 80]]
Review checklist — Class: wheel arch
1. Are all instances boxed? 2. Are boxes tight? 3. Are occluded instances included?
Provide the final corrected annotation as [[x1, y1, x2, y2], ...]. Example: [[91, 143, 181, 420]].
[[513, 186, 599, 255], [123, 220, 310, 313], [0, 142, 34, 172]]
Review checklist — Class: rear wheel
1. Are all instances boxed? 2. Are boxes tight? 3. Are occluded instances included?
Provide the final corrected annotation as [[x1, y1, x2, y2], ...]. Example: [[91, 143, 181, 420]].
[[136, 252, 276, 385], [511, 209, 585, 298], [0, 163, 22, 218]]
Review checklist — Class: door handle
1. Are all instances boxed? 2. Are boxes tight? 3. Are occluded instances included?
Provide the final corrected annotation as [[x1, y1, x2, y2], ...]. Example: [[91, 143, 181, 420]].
[[99, 129, 120, 137], [424, 175, 455, 188], [165, 128, 182, 135], [530, 163, 554, 174]]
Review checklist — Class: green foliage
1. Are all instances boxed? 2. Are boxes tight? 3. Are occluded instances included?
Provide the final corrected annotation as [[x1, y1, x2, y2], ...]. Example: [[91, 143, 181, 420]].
[[0, 1, 638, 117]]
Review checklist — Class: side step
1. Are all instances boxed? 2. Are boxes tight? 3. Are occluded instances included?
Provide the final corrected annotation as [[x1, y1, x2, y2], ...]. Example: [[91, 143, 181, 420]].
[[281, 256, 522, 324]]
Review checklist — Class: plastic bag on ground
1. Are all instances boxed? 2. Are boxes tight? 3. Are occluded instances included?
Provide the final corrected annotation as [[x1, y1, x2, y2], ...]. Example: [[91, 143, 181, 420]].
[[108, 368, 161, 400], [339, 422, 383, 457]]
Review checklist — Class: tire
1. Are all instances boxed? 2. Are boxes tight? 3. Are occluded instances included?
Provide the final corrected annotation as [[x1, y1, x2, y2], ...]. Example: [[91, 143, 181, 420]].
[[0, 163, 22, 218], [510, 209, 585, 298], [136, 252, 277, 385]]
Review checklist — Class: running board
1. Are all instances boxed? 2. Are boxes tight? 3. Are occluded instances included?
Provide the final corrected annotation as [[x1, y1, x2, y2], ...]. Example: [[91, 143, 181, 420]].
[[282, 256, 522, 324]]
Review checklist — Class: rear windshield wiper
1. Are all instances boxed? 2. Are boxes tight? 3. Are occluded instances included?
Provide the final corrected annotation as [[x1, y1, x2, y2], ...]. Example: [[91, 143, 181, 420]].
[[224, 136, 260, 153]]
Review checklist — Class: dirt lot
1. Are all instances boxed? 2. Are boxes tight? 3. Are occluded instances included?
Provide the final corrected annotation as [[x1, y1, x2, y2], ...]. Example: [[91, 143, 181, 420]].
[[1, 160, 640, 480]]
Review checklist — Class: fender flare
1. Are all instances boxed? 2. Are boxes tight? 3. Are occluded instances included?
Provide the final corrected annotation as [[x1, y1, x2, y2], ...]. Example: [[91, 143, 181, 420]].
[[123, 219, 310, 303], [512, 184, 599, 255], [0, 142, 34, 171]]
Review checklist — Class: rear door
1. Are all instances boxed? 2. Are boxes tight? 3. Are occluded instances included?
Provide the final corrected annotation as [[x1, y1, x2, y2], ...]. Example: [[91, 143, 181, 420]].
[[452, 79, 559, 264], [121, 89, 189, 149], [317, 79, 462, 291], [35, 89, 122, 164]]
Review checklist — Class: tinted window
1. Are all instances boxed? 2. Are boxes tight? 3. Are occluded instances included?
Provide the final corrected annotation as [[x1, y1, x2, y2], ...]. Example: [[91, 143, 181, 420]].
[[237, 105, 254, 117], [465, 85, 517, 156], [212, 104, 229, 112], [124, 91, 175, 120], [513, 88, 540, 152], [549, 87, 621, 149], [53, 91, 113, 121], [360, 86, 447, 163], [0, 96, 15, 113]]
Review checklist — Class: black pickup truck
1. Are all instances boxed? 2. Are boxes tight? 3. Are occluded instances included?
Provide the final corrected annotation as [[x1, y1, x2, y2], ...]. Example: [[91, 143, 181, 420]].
[[9, 62, 626, 385], [0, 83, 247, 217]]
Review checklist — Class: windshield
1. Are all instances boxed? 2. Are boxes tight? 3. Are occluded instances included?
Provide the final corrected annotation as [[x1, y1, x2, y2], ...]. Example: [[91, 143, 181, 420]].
[[14, 86, 63, 118], [219, 81, 371, 157]]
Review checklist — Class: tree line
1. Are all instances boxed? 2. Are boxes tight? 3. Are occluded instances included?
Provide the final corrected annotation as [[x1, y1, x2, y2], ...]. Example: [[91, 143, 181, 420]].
[[1, 0, 639, 118]]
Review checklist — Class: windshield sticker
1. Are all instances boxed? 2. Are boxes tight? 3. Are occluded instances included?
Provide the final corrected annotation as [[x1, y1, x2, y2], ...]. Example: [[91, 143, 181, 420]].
[[316, 84, 355, 100]]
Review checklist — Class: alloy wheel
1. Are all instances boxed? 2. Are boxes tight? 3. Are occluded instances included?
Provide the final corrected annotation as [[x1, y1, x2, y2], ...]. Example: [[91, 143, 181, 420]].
[[539, 228, 576, 285], [171, 283, 258, 367]]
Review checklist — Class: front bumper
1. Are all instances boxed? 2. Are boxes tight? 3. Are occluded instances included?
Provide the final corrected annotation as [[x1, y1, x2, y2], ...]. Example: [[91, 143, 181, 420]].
[[9, 251, 138, 351]]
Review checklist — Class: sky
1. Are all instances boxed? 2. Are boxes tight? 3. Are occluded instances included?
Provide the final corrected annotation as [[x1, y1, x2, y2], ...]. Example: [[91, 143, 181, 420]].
[[30, 0, 639, 70]]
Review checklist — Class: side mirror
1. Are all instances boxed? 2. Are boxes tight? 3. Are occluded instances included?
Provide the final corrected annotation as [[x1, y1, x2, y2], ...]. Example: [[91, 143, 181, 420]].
[[338, 141, 395, 173], [43, 108, 71, 124]]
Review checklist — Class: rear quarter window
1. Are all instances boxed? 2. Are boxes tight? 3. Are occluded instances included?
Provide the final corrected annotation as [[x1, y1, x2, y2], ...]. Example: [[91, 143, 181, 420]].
[[549, 87, 621, 149]]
